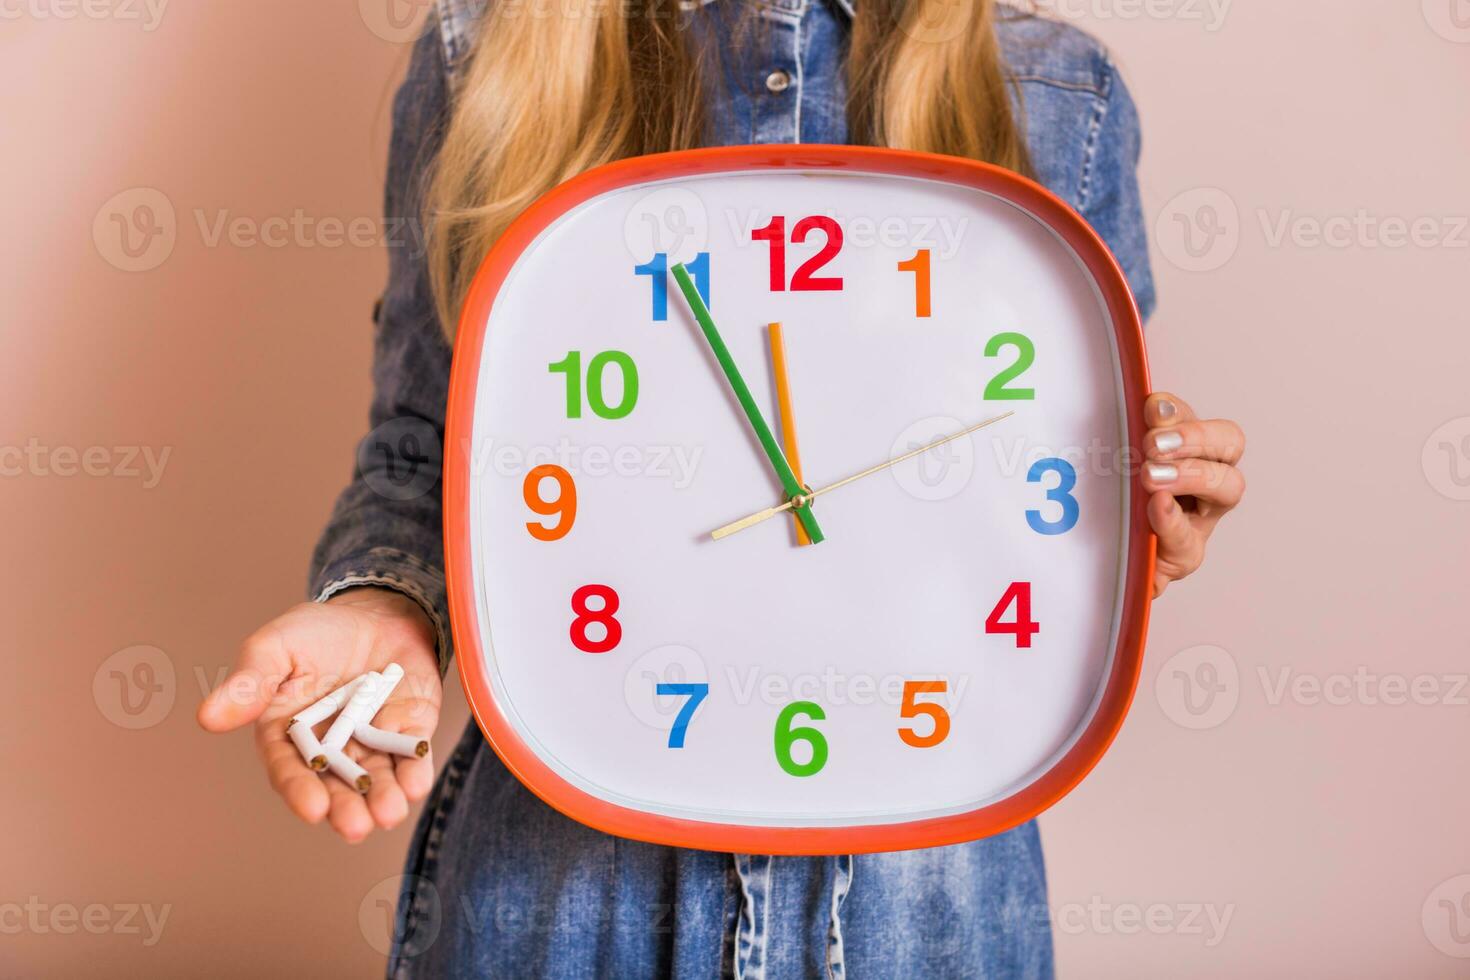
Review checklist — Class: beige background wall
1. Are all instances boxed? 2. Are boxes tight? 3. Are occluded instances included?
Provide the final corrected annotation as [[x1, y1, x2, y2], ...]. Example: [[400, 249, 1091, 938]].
[[4, 1, 1468, 975]]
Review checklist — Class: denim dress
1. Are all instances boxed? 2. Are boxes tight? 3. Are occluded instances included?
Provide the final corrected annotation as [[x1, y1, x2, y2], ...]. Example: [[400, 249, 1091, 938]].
[[310, 2, 1156, 976]]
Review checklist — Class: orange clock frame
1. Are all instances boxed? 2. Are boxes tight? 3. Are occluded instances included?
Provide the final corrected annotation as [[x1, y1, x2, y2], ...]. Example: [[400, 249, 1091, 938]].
[[444, 144, 1154, 856]]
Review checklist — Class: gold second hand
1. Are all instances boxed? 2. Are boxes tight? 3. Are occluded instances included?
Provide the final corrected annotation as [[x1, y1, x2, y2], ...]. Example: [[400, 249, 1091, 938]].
[[710, 410, 1015, 540]]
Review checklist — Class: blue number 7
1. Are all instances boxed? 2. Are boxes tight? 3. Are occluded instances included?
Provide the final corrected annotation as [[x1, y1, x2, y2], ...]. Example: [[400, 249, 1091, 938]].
[[635, 252, 709, 321], [1026, 457, 1080, 535], [655, 682, 709, 748]]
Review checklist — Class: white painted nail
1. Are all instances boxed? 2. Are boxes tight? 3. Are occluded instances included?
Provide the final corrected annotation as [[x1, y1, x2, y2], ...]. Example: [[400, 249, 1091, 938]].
[[1153, 430, 1183, 454], [1147, 463, 1179, 484]]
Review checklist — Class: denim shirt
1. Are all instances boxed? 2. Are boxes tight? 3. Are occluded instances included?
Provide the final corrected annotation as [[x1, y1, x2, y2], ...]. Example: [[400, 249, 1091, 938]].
[[311, 3, 1154, 976]]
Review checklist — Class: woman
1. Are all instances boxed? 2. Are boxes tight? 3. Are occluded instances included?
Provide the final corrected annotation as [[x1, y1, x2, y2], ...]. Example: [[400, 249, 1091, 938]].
[[199, 0, 1246, 975]]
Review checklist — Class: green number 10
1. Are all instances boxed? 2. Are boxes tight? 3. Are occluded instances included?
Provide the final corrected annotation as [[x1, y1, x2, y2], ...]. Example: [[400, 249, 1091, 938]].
[[548, 350, 640, 419]]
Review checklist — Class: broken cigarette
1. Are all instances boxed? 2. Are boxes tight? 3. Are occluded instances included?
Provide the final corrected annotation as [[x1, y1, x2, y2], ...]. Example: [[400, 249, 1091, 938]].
[[353, 724, 429, 758], [321, 671, 383, 752], [287, 674, 367, 732], [322, 748, 371, 794], [288, 720, 329, 771]]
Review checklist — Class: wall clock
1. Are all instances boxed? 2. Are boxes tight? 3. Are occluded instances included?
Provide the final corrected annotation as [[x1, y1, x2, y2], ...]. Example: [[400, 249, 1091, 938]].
[[445, 145, 1152, 855]]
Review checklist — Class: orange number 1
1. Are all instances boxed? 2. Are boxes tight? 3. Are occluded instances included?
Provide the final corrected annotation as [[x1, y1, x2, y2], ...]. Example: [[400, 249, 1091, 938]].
[[897, 248, 932, 318]]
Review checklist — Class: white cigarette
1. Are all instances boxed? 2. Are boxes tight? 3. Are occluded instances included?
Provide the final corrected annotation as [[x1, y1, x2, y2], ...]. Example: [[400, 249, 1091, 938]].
[[288, 720, 329, 771], [353, 724, 429, 758], [321, 671, 383, 751], [365, 663, 405, 719], [286, 674, 367, 731], [322, 748, 371, 794]]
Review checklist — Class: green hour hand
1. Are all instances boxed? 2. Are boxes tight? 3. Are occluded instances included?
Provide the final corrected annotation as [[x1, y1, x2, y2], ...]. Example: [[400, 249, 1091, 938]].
[[670, 262, 825, 545]]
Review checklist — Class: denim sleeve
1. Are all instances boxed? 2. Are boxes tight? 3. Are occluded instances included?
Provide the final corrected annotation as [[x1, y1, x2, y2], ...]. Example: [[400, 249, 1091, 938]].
[[308, 23, 456, 674], [1079, 62, 1157, 323]]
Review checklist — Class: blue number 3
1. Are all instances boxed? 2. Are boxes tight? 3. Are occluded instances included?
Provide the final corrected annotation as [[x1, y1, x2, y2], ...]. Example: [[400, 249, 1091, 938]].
[[1026, 457, 1080, 535], [655, 682, 710, 748]]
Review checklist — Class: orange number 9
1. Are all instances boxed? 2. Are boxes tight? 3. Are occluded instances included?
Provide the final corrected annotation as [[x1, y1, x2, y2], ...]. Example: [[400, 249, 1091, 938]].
[[523, 464, 577, 541]]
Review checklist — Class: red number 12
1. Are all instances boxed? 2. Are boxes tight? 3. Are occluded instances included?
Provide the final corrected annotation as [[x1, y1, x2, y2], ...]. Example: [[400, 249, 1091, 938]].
[[751, 215, 844, 291]]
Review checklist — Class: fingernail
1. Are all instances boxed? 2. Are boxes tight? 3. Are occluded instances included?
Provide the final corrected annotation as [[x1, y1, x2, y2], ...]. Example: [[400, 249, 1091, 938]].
[[1153, 430, 1183, 454], [1157, 398, 1177, 419], [1146, 463, 1178, 485]]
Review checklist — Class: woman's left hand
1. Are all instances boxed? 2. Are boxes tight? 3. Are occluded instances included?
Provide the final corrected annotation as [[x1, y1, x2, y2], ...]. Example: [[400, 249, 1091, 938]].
[[1141, 392, 1246, 597]]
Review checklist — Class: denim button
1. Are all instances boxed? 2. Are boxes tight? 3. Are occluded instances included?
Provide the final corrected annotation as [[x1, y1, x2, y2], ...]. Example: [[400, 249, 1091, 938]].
[[765, 69, 791, 93]]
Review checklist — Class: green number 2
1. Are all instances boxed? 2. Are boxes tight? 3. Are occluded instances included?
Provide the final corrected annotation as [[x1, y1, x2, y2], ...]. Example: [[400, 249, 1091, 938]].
[[983, 332, 1035, 400], [548, 350, 639, 419], [774, 701, 829, 777]]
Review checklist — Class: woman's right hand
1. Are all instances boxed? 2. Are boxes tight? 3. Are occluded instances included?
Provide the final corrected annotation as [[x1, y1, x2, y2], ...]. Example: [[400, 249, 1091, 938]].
[[196, 587, 442, 842]]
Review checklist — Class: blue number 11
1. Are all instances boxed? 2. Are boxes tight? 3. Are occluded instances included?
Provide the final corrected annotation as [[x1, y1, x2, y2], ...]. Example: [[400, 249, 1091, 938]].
[[635, 252, 709, 321]]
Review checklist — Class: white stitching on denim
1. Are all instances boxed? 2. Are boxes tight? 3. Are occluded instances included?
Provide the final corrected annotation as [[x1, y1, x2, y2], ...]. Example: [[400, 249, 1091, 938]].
[[825, 854, 851, 979], [1075, 60, 1115, 215], [792, 0, 806, 142]]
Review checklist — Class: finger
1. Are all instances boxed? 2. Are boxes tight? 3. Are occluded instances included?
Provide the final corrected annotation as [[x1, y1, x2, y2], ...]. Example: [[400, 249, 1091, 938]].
[[324, 768, 376, 844], [1147, 491, 1200, 595], [355, 748, 411, 831], [1146, 419, 1246, 465], [370, 698, 439, 804], [197, 627, 292, 733], [258, 723, 330, 824], [1143, 458, 1246, 511], [1146, 392, 1196, 428]]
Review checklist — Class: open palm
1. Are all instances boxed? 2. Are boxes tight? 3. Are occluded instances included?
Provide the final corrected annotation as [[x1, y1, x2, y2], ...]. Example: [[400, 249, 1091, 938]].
[[197, 588, 442, 842]]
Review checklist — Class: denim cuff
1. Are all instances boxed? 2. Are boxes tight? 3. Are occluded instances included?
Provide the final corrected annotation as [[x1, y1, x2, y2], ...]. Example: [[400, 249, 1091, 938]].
[[312, 547, 453, 677]]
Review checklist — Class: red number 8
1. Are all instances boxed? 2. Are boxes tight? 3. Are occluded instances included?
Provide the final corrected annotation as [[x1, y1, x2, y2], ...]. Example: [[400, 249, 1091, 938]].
[[570, 584, 621, 654]]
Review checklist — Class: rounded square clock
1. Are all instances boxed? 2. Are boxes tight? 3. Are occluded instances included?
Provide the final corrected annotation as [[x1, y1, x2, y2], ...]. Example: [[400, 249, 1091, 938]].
[[445, 145, 1153, 855]]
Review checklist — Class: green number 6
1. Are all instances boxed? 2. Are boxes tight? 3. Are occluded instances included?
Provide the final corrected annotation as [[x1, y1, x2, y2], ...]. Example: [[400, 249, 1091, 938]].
[[774, 701, 829, 777]]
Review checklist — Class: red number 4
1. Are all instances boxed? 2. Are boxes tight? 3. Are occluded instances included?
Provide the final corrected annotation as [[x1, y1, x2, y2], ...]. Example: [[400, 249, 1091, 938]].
[[985, 582, 1039, 648]]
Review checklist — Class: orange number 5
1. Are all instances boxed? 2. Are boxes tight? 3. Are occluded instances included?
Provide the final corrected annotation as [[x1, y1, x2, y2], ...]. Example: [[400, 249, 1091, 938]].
[[523, 464, 577, 541], [898, 680, 950, 748]]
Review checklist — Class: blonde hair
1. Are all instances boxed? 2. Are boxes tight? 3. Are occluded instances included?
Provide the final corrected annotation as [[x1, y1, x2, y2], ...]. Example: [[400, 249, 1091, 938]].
[[427, 0, 1030, 339]]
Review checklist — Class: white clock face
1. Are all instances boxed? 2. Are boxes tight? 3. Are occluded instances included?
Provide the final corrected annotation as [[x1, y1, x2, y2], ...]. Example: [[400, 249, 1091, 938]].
[[449, 150, 1149, 853]]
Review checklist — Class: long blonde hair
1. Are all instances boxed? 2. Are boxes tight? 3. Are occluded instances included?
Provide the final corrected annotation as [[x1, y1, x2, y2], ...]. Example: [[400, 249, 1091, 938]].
[[427, 0, 1031, 339]]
